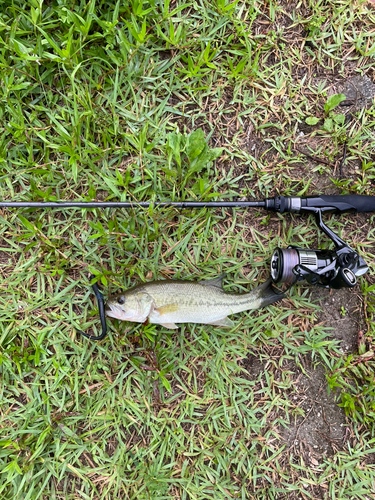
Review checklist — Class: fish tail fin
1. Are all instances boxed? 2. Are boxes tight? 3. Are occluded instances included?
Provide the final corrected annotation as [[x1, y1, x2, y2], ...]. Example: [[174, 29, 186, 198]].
[[255, 278, 285, 308]]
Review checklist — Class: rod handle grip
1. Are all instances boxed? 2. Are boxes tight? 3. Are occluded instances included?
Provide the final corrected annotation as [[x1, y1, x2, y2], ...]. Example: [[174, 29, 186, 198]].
[[302, 195, 375, 213]]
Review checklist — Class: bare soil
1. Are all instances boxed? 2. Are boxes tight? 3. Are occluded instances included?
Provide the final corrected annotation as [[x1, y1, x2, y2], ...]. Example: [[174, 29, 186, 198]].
[[284, 288, 363, 456], [243, 287, 363, 457]]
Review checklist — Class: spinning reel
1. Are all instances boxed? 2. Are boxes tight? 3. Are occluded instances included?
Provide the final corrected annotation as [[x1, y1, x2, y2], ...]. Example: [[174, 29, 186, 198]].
[[268, 197, 369, 289]]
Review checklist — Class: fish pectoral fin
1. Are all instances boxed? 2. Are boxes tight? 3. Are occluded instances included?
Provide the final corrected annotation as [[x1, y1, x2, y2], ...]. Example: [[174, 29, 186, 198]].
[[160, 322, 178, 329], [154, 303, 179, 316], [150, 304, 179, 328], [207, 317, 234, 327], [199, 274, 226, 289]]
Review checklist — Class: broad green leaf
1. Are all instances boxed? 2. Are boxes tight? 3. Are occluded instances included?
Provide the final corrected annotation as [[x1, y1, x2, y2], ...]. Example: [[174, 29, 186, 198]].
[[187, 146, 210, 176], [160, 375, 172, 393], [186, 128, 206, 161], [333, 113, 345, 124], [323, 118, 333, 132], [186, 146, 223, 178], [305, 116, 320, 125], [208, 147, 222, 160], [324, 93, 346, 113], [167, 132, 181, 166]]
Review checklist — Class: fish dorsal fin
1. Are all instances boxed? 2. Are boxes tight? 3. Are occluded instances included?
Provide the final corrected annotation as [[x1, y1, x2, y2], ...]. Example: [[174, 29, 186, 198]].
[[199, 274, 226, 289]]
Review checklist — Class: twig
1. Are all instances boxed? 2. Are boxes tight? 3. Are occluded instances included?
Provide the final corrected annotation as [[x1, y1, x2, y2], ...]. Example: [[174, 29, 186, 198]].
[[295, 147, 334, 167], [315, 429, 341, 450], [339, 113, 354, 179], [339, 143, 347, 179]]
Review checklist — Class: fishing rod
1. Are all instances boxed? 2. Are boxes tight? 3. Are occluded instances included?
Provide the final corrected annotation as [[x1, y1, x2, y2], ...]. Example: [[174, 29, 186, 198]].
[[2, 193, 373, 340], [1, 193, 375, 211], [2, 193, 374, 211]]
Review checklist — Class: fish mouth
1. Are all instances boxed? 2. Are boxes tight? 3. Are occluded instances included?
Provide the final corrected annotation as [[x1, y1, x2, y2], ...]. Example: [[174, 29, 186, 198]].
[[105, 303, 124, 320]]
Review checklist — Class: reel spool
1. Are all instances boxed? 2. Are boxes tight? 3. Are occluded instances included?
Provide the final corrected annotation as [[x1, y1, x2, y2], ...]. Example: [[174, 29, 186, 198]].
[[270, 246, 359, 289]]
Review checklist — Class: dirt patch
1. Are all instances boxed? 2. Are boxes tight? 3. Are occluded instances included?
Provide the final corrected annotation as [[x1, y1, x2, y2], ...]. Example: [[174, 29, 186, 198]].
[[336, 74, 375, 108], [241, 287, 362, 458], [284, 363, 348, 457], [241, 352, 268, 379], [311, 287, 362, 353], [284, 287, 361, 456]]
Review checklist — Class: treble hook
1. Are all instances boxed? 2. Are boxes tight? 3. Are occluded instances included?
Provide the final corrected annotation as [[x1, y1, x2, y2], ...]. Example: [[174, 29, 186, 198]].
[[76, 275, 108, 341]]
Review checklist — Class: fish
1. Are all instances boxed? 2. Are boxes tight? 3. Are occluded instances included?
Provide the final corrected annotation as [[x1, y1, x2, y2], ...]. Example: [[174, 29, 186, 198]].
[[105, 275, 284, 329]]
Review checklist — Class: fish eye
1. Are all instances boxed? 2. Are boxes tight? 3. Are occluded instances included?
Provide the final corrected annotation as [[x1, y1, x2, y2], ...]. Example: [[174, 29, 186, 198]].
[[117, 297, 125, 305]]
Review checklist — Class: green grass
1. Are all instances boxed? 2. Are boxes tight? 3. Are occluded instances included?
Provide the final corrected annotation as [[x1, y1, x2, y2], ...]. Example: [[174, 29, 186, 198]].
[[1, 0, 375, 498]]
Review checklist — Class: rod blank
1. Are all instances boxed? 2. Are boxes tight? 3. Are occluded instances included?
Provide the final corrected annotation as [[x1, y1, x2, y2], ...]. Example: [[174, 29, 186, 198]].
[[0, 201, 266, 209]]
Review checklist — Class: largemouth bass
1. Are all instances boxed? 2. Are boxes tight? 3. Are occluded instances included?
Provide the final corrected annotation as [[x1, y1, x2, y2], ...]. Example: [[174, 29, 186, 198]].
[[105, 276, 284, 329]]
